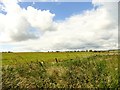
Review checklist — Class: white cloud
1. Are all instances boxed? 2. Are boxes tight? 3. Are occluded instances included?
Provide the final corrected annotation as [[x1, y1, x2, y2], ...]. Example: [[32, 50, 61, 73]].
[[24, 6, 55, 31], [0, 0, 118, 51], [32, 5, 118, 51], [0, 0, 55, 42]]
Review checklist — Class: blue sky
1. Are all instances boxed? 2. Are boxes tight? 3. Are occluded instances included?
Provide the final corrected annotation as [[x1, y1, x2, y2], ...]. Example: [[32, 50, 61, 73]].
[[19, 2, 94, 20]]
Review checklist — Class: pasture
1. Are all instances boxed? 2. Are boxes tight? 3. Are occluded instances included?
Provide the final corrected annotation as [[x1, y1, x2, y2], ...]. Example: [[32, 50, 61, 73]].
[[1, 51, 119, 89], [2, 51, 110, 65]]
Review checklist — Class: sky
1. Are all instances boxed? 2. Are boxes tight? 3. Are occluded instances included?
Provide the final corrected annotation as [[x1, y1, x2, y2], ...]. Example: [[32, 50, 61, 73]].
[[18, 2, 94, 20], [0, 0, 118, 52]]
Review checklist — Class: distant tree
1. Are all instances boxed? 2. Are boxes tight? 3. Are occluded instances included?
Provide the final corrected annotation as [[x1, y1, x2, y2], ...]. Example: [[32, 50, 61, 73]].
[[98, 51, 101, 52], [89, 50, 93, 52], [74, 51, 76, 52], [8, 51, 11, 53], [81, 51, 85, 52], [8, 51, 13, 53], [56, 51, 60, 53], [94, 50, 97, 52]]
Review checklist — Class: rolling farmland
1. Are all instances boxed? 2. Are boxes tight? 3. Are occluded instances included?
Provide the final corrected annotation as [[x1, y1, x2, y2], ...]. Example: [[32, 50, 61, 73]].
[[1, 51, 119, 89]]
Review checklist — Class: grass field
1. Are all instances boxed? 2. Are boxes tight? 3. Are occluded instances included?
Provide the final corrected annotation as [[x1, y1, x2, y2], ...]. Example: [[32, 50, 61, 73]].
[[2, 51, 112, 65], [1, 51, 119, 89]]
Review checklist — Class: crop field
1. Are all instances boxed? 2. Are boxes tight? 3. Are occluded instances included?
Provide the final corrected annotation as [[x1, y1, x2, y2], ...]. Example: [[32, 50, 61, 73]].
[[1, 51, 119, 89]]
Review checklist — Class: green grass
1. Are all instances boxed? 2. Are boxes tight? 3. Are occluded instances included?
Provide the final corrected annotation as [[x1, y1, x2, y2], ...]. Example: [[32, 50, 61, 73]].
[[2, 52, 109, 65], [1, 51, 119, 89]]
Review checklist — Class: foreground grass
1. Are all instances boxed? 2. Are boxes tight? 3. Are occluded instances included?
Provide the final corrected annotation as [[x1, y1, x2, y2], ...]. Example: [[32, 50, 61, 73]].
[[2, 52, 119, 89]]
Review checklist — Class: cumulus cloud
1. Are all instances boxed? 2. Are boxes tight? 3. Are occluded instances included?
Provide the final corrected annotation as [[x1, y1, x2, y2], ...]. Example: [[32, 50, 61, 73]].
[[29, 4, 117, 51], [0, 0, 55, 42], [24, 6, 55, 31], [0, 0, 118, 51]]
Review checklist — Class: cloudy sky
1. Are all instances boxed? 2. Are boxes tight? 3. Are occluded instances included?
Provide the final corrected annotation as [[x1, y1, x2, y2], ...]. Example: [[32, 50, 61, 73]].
[[0, 0, 118, 52]]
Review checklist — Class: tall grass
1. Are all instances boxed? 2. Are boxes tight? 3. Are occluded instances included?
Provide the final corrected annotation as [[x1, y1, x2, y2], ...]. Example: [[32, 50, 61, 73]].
[[2, 52, 118, 89]]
